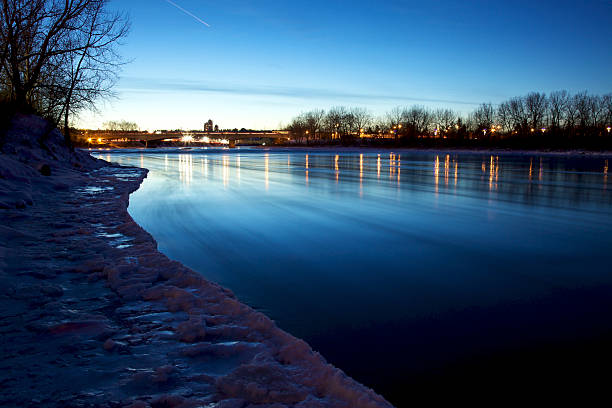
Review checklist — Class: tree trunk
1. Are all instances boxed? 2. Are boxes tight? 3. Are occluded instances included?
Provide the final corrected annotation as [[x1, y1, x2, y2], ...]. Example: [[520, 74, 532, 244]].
[[63, 101, 72, 147]]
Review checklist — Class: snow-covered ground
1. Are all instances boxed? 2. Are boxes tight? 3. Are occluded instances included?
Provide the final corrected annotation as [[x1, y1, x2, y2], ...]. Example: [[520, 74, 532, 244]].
[[0, 114, 393, 408]]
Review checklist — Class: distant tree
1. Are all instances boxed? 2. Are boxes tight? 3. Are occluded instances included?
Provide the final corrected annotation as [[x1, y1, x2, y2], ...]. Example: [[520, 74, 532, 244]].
[[325, 107, 351, 139], [303, 109, 325, 142], [603, 94, 612, 128], [548, 90, 570, 131], [524, 92, 548, 131], [287, 114, 308, 142], [385, 106, 404, 141], [497, 101, 514, 133], [470, 103, 495, 137], [103, 120, 138, 131], [434, 108, 456, 135], [404, 106, 433, 138], [507, 97, 529, 134], [572, 92, 600, 131], [350, 107, 372, 136]]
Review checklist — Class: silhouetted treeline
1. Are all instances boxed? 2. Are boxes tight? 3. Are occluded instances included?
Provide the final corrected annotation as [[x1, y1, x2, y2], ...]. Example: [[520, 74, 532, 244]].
[[286, 91, 612, 149]]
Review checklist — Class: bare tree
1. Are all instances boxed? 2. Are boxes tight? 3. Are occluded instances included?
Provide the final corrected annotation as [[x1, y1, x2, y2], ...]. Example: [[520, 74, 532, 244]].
[[524, 92, 548, 131], [350, 107, 372, 136], [303, 109, 325, 142], [508, 96, 529, 133], [103, 120, 138, 132], [0, 0, 129, 142], [325, 106, 351, 139], [434, 108, 456, 135], [402, 106, 433, 138], [603, 94, 612, 128], [497, 101, 514, 133], [573, 92, 597, 130], [287, 114, 308, 142], [382, 106, 404, 141], [470, 103, 495, 136], [548, 90, 570, 131]]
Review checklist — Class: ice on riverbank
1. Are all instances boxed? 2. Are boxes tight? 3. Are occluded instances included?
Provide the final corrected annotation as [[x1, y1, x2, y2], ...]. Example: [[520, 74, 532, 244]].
[[0, 114, 393, 407]]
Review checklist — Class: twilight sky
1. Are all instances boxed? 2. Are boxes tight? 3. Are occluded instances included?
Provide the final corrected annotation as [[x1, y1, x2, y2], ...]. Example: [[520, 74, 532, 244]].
[[79, 0, 612, 131]]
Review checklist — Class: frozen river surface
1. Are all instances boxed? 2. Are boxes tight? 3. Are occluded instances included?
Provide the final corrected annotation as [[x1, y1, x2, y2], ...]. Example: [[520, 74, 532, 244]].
[[100, 148, 612, 405]]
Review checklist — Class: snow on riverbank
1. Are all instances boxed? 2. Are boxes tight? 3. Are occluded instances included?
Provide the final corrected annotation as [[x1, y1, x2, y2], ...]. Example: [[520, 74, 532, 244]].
[[0, 114, 393, 408]]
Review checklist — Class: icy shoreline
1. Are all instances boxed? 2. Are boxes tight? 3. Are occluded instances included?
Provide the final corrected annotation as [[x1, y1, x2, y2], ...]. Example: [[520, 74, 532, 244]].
[[0, 115, 393, 408]]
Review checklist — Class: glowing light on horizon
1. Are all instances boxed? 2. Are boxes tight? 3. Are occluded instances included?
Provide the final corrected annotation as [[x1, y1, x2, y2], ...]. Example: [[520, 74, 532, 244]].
[[165, 0, 211, 27]]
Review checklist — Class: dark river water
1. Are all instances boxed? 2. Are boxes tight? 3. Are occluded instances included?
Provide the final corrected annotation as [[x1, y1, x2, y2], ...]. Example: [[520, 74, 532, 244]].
[[99, 148, 612, 405]]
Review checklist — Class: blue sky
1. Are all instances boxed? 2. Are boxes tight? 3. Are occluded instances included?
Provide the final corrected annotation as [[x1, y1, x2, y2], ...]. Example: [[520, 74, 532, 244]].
[[79, 0, 612, 130]]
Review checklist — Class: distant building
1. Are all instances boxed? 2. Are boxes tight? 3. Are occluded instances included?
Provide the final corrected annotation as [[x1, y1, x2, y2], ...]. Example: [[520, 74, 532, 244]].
[[204, 119, 214, 132]]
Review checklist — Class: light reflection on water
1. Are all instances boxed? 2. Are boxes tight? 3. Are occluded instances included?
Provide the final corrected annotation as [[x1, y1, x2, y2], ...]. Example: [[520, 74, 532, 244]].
[[100, 149, 612, 404]]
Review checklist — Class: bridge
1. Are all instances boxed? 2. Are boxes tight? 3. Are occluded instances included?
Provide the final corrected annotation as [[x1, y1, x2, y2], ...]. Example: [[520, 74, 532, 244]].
[[80, 130, 290, 146]]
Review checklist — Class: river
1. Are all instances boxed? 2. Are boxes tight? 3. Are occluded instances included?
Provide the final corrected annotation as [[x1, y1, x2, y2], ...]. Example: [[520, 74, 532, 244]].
[[98, 148, 612, 405]]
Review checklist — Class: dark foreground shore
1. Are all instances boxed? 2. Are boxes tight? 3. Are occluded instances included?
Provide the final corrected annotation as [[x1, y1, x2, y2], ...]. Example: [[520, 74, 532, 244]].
[[0, 115, 392, 408]]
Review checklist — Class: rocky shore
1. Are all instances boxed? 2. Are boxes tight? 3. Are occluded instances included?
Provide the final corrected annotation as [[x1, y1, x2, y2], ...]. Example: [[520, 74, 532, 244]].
[[0, 115, 393, 408]]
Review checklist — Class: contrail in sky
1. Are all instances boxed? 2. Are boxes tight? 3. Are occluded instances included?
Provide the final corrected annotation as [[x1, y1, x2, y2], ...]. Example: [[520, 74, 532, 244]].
[[165, 0, 210, 27]]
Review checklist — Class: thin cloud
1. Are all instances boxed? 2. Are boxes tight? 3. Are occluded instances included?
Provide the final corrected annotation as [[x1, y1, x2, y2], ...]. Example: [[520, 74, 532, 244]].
[[118, 76, 482, 106], [165, 0, 210, 28]]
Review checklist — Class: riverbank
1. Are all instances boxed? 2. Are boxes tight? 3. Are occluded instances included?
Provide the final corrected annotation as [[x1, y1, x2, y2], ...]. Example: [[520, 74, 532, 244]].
[[0, 114, 393, 408]]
